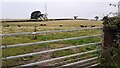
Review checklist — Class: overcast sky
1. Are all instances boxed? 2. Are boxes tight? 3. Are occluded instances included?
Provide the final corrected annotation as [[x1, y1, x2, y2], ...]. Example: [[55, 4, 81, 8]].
[[1, 0, 119, 2], [1, 0, 118, 19]]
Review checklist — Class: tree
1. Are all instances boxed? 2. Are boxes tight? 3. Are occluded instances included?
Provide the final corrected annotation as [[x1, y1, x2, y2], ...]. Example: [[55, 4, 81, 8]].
[[30, 11, 45, 21], [94, 16, 99, 21], [109, 3, 119, 16], [74, 16, 78, 20]]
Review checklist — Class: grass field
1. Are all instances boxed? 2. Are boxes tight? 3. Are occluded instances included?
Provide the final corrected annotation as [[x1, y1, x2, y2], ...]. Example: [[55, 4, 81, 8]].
[[2, 20, 103, 67], [2, 20, 103, 33]]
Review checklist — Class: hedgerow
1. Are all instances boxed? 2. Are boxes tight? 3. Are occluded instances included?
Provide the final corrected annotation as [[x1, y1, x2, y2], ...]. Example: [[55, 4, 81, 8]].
[[102, 16, 120, 67]]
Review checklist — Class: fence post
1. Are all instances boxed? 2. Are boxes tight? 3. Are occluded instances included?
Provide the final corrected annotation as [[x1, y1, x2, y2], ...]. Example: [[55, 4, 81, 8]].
[[33, 26, 37, 39], [102, 26, 114, 65]]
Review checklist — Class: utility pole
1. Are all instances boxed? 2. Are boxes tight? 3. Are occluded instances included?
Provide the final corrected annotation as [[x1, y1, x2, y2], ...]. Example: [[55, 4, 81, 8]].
[[44, 3, 48, 19], [118, 1, 120, 16], [45, 3, 47, 14]]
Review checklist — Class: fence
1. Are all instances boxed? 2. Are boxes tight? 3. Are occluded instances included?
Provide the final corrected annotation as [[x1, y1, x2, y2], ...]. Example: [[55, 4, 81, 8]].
[[1, 27, 103, 68]]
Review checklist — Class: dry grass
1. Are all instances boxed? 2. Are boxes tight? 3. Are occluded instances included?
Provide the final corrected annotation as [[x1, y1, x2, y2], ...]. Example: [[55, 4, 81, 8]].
[[2, 20, 103, 33], [2, 20, 103, 26]]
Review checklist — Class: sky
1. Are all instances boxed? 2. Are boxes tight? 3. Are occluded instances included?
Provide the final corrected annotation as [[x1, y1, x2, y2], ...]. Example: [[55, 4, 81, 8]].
[[1, 0, 119, 19], [1, 0, 119, 2]]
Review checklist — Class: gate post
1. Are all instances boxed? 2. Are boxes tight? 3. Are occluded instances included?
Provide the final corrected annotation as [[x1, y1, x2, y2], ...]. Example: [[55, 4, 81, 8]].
[[102, 26, 114, 65]]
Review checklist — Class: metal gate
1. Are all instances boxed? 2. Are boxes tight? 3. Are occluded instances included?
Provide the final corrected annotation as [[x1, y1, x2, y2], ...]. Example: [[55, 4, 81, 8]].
[[1, 27, 103, 68]]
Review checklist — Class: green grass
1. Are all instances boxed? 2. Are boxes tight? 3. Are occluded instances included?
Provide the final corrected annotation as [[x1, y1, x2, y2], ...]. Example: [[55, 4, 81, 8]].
[[2, 20, 102, 67], [2, 36, 100, 57], [2, 35, 101, 67], [2, 37, 100, 67], [2, 30, 100, 45]]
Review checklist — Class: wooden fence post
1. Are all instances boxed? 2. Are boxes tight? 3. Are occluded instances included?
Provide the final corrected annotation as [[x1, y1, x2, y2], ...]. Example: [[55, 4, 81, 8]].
[[102, 26, 114, 65], [33, 26, 37, 39]]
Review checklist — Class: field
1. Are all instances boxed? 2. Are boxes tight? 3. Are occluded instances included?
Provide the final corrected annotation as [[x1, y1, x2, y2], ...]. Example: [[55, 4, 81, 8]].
[[2, 20, 103, 67], [2, 20, 102, 33]]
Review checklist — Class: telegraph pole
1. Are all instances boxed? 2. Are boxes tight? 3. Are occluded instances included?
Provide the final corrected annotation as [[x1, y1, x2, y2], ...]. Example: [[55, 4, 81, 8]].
[[44, 3, 48, 19], [45, 3, 47, 14], [118, 1, 120, 16]]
